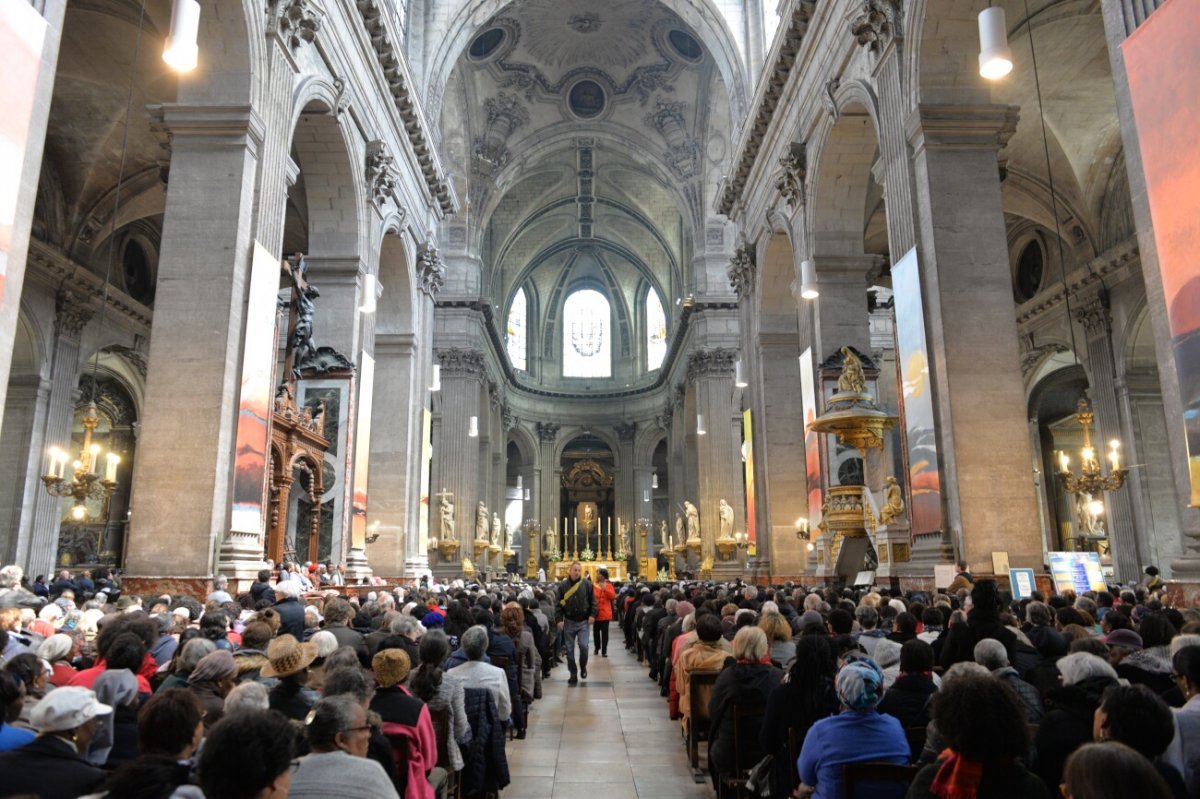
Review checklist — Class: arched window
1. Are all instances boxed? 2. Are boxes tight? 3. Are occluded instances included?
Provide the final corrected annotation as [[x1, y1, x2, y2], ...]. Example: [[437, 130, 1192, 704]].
[[646, 290, 667, 371], [506, 288, 527, 371], [563, 289, 611, 377]]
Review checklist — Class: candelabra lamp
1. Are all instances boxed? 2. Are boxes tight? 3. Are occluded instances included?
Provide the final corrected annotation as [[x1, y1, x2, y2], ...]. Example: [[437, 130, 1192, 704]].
[[42, 403, 119, 521], [1055, 399, 1127, 496]]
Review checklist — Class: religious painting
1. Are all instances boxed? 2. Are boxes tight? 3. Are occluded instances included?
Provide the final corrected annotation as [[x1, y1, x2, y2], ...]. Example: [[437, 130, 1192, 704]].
[[231, 242, 283, 534], [743, 408, 757, 554], [568, 79, 606, 118], [0, 1, 47, 304], [350, 354, 374, 550], [1123, 0, 1200, 504], [800, 348, 822, 529], [892, 248, 943, 536]]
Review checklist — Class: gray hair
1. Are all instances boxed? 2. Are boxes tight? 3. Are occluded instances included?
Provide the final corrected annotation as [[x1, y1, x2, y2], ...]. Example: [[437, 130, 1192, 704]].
[[743, 586, 758, 601], [1057, 652, 1118, 686], [461, 625, 489, 661], [322, 666, 374, 703], [390, 615, 422, 638], [761, 601, 779, 616], [1171, 635, 1200, 657], [178, 638, 217, 675], [941, 661, 991, 688], [855, 605, 879, 630], [665, 598, 677, 615], [0, 565, 23, 590], [213, 575, 228, 588], [310, 630, 338, 659], [224, 681, 269, 714], [305, 695, 362, 749], [973, 638, 1009, 671], [323, 647, 361, 673], [1027, 601, 1053, 626], [275, 580, 303, 599]]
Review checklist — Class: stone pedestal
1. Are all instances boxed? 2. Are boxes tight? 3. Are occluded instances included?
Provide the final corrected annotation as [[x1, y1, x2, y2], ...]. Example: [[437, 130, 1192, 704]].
[[873, 522, 911, 580]]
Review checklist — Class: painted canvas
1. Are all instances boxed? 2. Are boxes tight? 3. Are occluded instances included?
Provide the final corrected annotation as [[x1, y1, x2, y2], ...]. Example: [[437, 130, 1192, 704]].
[[1123, 0, 1200, 504], [743, 408, 756, 554], [800, 348, 822, 529], [892, 247, 943, 536], [350, 353, 374, 549], [231, 243, 282, 534]]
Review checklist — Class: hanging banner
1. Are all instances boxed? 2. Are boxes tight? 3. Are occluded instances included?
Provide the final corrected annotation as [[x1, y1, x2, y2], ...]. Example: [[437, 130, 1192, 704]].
[[743, 408, 756, 554], [1123, 0, 1200, 504], [419, 406, 432, 553], [0, 1, 48, 303], [350, 353, 374, 550], [231, 243, 282, 534], [893, 247, 943, 536], [800, 348, 822, 529]]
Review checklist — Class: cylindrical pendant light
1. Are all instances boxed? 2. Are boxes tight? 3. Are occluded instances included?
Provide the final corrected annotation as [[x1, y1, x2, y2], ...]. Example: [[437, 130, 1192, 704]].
[[516, 474, 523, 490], [651, 473, 659, 489], [800, 259, 819, 300], [163, 0, 201, 73], [977, 6, 1013, 80], [430, 364, 441, 392], [358, 274, 378, 314], [468, 416, 479, 437], [734, 359, 748, 388], [524, 488, 531, 501], [696, 413, 706, 436], [643, 489, 651, 503]]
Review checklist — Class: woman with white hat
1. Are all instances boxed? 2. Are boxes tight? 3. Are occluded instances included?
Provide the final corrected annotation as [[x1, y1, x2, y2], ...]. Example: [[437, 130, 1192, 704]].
[[0, 685, 110, 797]]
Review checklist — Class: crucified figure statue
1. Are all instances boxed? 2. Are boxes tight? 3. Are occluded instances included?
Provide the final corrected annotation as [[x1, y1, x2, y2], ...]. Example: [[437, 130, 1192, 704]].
[[285, 254, 321, 379]]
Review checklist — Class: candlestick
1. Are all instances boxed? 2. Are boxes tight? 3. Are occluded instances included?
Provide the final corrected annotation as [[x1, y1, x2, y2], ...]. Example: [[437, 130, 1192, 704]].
[[1058, 451, 1069, 472], [105, 453, 120, 483]]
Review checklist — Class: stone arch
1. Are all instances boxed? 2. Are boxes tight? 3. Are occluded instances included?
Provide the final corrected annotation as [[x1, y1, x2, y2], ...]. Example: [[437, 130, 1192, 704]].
[[807, 97, 882, 260], [906, 0, 993, 112], [376, 231, 417, 336], [288, 102, 366, 260], [507, 424, 539, 466], [12, 303, 46, 380], [180, 0, 258, 107], [756, 231, 798, 331]]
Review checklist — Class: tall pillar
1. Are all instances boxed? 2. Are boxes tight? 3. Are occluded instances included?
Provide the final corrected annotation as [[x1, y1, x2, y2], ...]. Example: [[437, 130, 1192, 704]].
[[21, 291, 90, 577], [1075, 297, 1140, 580], [688, 349, 745, 570], [2, 374, 50, 568], [125, 105, 265, 583], [430, 347, 485, 576], [758, 335, 808, 576], [367, 331, 415, 576], [810, 255, 874, 363], [615, 423, 637, 555], [535, 422, 560, 562], [906, 104, 1042, 570]]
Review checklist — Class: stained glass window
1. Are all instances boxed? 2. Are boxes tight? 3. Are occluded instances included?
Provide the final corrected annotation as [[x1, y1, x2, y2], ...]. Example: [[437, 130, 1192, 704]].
[[507, 288, 527, 371], [563, 289, 611, 377], [646, 290, 667, 371]]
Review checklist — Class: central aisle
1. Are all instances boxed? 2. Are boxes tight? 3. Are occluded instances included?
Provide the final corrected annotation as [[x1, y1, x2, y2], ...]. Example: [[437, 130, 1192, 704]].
[[505, 642, 716, 799]]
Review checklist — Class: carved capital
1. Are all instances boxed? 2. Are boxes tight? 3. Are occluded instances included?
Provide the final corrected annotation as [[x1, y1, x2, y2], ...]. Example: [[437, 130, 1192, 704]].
[[269, 0, 323, 51], [1020, 343, 1069, 375], [436, 347, 485, 379], [687, 348, 738, 382], [55, 290, 93, 340], [417, 240, 446, 297], [775, 142, 807, 207], [849, 0, 903, 53], [655, 409, 673, 430], [536, 422, 560, 443], [365, 140, 399, 209], [1074, 297, 1112, 336], [501, 406, 515, 431], [727, 242, 756, 299], [614, 422, 637, 442]]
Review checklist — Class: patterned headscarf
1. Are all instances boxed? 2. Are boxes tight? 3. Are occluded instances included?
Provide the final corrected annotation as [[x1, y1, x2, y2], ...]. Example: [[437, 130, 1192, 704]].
[[835, 658, 885, 711]]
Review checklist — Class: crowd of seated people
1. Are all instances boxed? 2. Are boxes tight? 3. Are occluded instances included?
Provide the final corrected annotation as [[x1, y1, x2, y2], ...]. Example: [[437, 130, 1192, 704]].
[[4, 558, 1200, 799]]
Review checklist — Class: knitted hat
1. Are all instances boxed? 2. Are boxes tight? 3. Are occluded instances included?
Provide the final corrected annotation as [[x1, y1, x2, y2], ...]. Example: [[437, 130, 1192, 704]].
[[189, 650, 237, 684], [260, 634, 318, 678], [675, 601, 695, 619], [38, 633, 74, 663], [373, 648, 412, 688], [1105, 629, 1143, 650]]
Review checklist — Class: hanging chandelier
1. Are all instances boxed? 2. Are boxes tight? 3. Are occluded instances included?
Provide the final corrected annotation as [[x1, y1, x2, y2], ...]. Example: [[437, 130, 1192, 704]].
[[1055, 399, 1127, 496], [43, 403, 119, 521]]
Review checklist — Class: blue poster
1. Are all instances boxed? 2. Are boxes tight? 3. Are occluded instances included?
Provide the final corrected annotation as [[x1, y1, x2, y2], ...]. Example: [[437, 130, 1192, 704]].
[[1008, 568, 1037, 600], [1048, 551, 1106, 594]]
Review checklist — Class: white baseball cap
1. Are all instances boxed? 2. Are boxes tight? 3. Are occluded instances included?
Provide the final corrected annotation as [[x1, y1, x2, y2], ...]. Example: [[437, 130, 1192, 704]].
[[30, 687, 112, 733]]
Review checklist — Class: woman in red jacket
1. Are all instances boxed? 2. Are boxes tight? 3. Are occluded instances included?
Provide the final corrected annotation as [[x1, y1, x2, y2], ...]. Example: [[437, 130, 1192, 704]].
[[593, 568, 616, 657]]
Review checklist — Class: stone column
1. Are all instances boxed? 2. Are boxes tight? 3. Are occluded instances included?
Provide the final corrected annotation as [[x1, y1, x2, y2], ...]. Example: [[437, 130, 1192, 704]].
[[366, 331, 415, 576], [535, 422, 560, 563], [1076, 297, 1141, 580], [615, 422, 637, 557], [810, 255, 874, 363], [758, 335, 808, 576], [906, 104, 1042, 570], [125, 105, 265, 582], [2, 375, 50, 568], [1098, 0, 1200, 577], [430, 347, 485, 576], [21, 291, 91, 577], [688, 349, 745, 570]]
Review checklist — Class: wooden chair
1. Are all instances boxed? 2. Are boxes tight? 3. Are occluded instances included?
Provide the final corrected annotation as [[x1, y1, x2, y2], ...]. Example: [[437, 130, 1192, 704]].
[[428, 705, 461, 799], [842, 761, 920, 799], [687, 670, 721, 776], [383, 731, 411, 798], [787, 727, 805, 792], [904, 726, 928, 762], [718, 703, 767, 799]]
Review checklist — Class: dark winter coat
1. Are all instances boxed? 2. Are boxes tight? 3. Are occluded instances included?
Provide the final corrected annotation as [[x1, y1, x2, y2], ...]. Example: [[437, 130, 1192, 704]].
[[460, 686, 510, 797], [273, 596, 306, 641], [0, 734, 105, 799], [939, 613, 1018, 669], [759, 675, 838, 798], [708, 660, 783, 781], [1034, 674, 1118, 789], [250, 580, 276, 606], [877, 673, 938, 730]]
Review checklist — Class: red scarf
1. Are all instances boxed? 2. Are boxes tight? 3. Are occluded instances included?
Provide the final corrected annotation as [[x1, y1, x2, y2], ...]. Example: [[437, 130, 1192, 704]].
[[930, 749, 984, 799], [735, 657, 773, 666]]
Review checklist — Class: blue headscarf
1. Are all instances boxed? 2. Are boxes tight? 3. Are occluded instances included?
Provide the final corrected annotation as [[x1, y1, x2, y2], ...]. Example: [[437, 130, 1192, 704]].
[[835, 658, 885, 712]]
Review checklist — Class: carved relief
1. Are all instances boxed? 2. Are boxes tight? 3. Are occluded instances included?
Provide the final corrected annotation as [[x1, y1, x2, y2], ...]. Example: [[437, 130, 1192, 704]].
[[645, 98, 701, 179], [614, 421, 637, 442], [687, 348, 738, 381], [727, 240, 756, 298], [472, 92, 530, 177], [536, 421, 560, 443], [416, 240, 445, 297], [436, 348, 486, 379], [55, 290, 93, 340], [775, 142, 807, 207], [849, 0, 903, 52], [365, 140, 398, 209], [271, 0, 323, 51]]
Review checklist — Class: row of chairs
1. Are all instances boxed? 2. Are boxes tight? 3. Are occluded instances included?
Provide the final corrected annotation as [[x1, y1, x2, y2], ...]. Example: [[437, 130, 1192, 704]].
[[382, 705, 460, 799]]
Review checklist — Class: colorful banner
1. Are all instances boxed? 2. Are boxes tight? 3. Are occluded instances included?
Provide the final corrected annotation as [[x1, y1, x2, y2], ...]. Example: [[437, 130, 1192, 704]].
[[892, 247, 943, 535], [231, 243, 282, 534], [1048, 551, 1106, 594], [350, 353, 374, 549], [743, 408, 756, 555], [1123, 0, 1200, 504], [800, 348, 822, 529], [0, 1, 48, 303], [419, 407, 432, 553]]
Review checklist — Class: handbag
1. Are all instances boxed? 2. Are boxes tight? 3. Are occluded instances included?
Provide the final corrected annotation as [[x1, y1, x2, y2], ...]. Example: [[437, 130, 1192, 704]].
[[744, 752, 775, 798]]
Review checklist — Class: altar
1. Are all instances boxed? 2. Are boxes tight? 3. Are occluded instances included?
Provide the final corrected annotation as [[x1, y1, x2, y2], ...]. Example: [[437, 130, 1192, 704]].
[[550, 560, 626, 582]]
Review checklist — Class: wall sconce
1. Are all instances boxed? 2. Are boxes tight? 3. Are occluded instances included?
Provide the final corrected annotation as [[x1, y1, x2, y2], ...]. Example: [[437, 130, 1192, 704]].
[[651, 472, 659, 489], [735, 531, 748, 549], [696, 413, 706, 436], [795, 516, 810, 541], [430, 364, 441, 392], [977, 5, 1013, 80], [163, 0, 201, 72], [734, 359, 748, 388], [468, 416, 479, 437], [800, 259, 819, 300]]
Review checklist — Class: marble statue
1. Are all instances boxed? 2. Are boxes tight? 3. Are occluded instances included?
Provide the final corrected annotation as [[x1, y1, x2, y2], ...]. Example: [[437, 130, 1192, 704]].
[[491, 512, 502, 546], [544, 525, 559, 555], [1077, 492, 1104, 535], [878, 476, 905, 525], [718, 499, 734, 538], [660, 519, 669, 545], [675, 514, 684, 542], [439, 495, 455, 540], [618, 521, 630, 555], [475, 501, 489, 540], [837, 346, 867, 394], [684, 501, 700, 541]]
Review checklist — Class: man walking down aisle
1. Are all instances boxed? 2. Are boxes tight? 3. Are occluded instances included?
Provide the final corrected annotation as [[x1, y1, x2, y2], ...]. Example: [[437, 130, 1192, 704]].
[[556, 561, 597, 686]]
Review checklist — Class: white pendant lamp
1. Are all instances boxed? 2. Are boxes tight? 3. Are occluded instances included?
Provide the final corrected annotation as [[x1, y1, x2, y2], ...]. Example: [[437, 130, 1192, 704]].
[[468, 416, 479, 437], [978, 6, 1013, 80], [800, 259, 819, 300], [163, 0, 201, 72]]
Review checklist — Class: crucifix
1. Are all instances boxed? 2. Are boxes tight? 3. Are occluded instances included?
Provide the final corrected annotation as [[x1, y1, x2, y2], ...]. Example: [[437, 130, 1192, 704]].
[[281, 253, 320, 383]]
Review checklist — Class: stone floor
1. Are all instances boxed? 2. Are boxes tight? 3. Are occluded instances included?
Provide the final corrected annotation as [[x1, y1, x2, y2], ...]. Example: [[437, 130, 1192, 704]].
[[505, 643, 715, 799]]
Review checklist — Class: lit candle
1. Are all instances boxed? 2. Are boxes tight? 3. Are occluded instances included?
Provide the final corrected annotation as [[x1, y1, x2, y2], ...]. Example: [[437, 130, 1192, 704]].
[[89, 444, 101, 475], [1082, 447, 1095, 469], [105, 453, 120, 483], [1058, 451, 1069, 472], [57, 452, 68, 479], [1109, 440, 1120, 472], [46, 448, 61, 479]]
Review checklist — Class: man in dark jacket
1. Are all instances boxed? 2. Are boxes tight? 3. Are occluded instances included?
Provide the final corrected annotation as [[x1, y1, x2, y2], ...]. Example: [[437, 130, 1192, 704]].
[[555, 561, 596, 686], [641, 594, 669, 679], [272, 579, 306, 641], [249, 569, 276, 606], [322, 597, 370, 666], [878, 639, 939, 734]]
